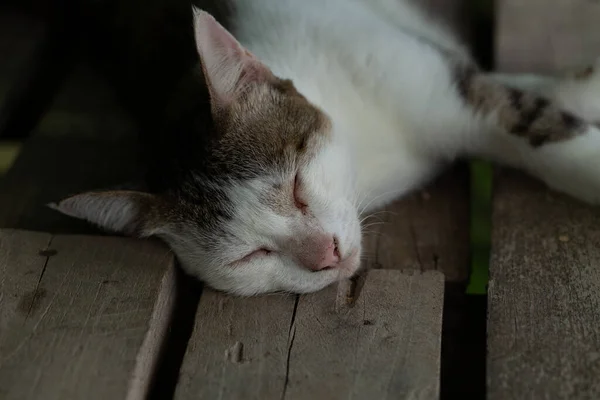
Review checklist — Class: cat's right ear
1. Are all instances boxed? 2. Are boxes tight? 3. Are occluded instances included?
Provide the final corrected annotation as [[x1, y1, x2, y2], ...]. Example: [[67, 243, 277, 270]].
[[47, 190, 167, 238], [191, 7, 273, 109]]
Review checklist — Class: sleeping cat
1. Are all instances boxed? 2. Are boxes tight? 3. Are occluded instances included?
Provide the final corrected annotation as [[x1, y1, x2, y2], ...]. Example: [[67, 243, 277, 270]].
[[50, 0, 600, 295]]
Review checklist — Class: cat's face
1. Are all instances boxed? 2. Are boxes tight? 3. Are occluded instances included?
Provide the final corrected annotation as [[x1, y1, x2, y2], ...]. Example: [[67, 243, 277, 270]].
[[50, 9, 363, 295], [165, 111, 362, 295]]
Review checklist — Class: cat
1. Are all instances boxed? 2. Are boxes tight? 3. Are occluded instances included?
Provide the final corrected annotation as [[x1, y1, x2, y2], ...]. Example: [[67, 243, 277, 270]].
[[49, 0, 600, 296]]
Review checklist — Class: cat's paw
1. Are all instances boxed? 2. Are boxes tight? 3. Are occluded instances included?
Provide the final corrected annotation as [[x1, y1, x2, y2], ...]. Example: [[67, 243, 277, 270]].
[[555, 58, 600, 124], [529, 123, 600, 205]]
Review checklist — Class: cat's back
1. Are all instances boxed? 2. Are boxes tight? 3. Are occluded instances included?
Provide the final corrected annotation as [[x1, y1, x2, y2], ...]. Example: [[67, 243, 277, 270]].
[[227, 0, 469, 111], [228, 0, 468, 70], [227, 0, 472, 207]]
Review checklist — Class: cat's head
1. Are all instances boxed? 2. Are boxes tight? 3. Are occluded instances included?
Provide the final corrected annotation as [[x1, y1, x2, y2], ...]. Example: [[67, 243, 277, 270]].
[[49, 9, 362, 296]]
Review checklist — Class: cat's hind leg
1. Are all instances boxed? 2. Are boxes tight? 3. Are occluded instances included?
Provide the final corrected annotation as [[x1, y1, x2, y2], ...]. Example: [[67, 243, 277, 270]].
[[454, 59, 600, 204]]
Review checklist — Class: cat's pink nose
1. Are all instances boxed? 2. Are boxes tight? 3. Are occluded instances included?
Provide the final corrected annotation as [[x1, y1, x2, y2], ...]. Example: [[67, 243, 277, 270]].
[[299, 236, 341, 271]]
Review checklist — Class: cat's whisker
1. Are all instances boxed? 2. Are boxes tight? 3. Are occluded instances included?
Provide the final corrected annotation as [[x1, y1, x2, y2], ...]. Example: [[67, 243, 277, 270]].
[[355, 187, 378, 212], [360, 210, 393, 225], [358, 188, 408, 215], [361, 222, 386, 230]]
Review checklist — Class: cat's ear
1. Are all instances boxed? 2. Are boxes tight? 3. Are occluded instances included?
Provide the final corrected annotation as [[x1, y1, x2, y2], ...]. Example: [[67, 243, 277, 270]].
[[48, 191, 166, 237], [191, 7, 273, 108]]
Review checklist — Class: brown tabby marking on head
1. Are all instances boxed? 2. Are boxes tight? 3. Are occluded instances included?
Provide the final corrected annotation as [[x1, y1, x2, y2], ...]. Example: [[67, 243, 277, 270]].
[[455, 67, 587, 147], [212, 75, 332, 177], [217, 76, 333, 214]]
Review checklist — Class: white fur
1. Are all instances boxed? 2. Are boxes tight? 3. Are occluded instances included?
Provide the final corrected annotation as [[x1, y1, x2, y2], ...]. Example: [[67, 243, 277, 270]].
[[226, 0, 600, 207]]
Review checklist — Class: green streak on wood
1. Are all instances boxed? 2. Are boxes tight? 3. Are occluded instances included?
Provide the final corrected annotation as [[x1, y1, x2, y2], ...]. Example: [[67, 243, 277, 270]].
[[467, 160, 492, 295]]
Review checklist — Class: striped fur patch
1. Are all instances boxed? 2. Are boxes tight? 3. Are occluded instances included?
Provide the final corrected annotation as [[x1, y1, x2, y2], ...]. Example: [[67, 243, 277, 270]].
[[455, 66, 587, 147]]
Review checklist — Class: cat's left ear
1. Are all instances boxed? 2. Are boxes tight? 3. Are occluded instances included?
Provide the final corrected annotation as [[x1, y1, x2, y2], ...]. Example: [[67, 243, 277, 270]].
[[48, 191, 167, 237], [191, 7, 274, 109]]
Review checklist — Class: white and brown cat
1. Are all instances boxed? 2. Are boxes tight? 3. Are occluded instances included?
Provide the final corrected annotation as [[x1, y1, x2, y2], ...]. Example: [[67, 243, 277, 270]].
[[51, 0, 600, 295]]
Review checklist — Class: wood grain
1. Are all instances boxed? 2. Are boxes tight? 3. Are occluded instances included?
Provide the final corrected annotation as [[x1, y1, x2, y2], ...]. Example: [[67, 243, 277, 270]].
[[497, 0, 600, 74], [488, 172, 600, 399], [175, 291, 296, 399], [285, 270, 444, 400], [364, 165, 470, 282], [0, 230, 175, 400], [176, 270, 444, 400], [491, 2, 600, 397]]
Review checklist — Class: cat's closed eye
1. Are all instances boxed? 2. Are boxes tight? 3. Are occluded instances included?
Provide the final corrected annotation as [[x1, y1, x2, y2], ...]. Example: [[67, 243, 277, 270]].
[[238, 248, 273, 264], [293, 173, 308, 212]]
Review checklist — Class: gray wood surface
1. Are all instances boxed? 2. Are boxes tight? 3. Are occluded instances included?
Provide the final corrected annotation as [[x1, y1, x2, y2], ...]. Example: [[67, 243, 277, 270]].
[[360, 0, 471, 283], [0, 229, 176, 400], [176, 289, 296, 399], [497, 0, 600, 74], [490, 1, 600, 398], [175, 270, 444, 400], [366, 165, 470, 282], [488, 172, 600, 399]]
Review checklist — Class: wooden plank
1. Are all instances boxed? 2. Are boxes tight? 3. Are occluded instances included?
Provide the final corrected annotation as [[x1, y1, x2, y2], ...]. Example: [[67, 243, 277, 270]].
[[490, 1, 600, 398], [0, 229, 176, 400], [175, 290, 295, 399], [488, 173, 600, 399], [285, 270, 444, 400], [175, 270, 444, 400], [366, 165, 470, 282], [497, 0, 600, 74]]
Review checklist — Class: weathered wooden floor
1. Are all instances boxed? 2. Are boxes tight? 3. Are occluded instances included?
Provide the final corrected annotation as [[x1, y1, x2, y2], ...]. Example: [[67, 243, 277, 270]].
[[489, 1, 600, 399], [0, 231, 176, 400]]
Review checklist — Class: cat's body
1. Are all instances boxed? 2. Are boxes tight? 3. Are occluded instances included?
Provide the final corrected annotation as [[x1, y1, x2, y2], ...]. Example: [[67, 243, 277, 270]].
[[53, 0, 600, 295], [234, 0, 600, 208]]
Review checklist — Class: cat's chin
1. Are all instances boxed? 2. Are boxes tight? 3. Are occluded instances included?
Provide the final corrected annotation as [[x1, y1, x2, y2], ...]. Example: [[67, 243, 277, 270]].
[[303, 248, 363, 291], [336, 247, 361, 278], [284, 246, 362, 294]]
